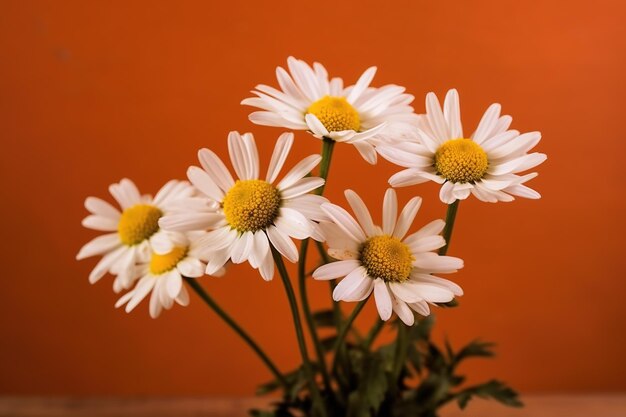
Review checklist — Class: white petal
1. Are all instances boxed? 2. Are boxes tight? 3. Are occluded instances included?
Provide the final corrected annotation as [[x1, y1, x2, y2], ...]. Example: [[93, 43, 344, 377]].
[[267, 225, 298, 263], [266, 132, 294, 183], [149, 231, 174, 255], [283, 194, 329, 222], [125, 276, 156, 313], [166, 270, 183, 298], [425, 92, 449, 142], [259, 247, 274, 281], [443, 89, 462, 139], [81, 215, 118, 231], [158, 213, 223, 232], [88, 246, 127, 284], [278, 154, 322, 190], [196, 227, 238, 251], [408, 300, 431, 316], [412, 273, 463, 296], [305, 114, 329, 137], [241, 132, 260, 180], [332, 266, 373, 301], [198, 148, 235, 192], [249, 231, 270, 269], [176, 284, 190, 306], [321, 203, 366, 243], [187, 166, 224, 201], [109, 179, 142, 209], [504, 183, 541, 199], [177, 257, 205, 278], [280, 177, 325, 199], [347, 66, 377, 104], [373, 279, 392, 321], [391, 293, 415, 326], [344, 189, 376, 236], [389, 281, 424, 303], [406, 235, 446, 253], [413, 253, 464, 272], [473, 103, 501, 144], [76, 233, 121, 260], [231, 231, 254, 264], [205, 248, 230, 276], [313, 260, 361, 280], [405, 219, 445, 242], [85, 197, 120, 219], [393, 196, 422, 239], [439, 181, 456, 204], [275, 208, 312, 239], [382, 188, 398, 235], [353, 141, 377, 165], [227, 131, 248, 180]]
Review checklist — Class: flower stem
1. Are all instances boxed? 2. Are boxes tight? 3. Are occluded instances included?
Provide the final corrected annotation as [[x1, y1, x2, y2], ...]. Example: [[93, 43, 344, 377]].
[[363, 318, 385, 349], [316, 138, 335, 196], [298, 239, 332, 392], [438, 199, 460, 256], [330, 298, 368, 375], [296, 137, 336, 393], [271, 248, 327, 417], [314, 240, 343, 329], [392, 322, 408, 379], [183, 277, 287, 389]]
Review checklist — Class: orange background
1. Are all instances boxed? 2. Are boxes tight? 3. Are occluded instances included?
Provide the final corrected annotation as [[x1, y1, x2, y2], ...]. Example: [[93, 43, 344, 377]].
[[1, 0, 625, 396]]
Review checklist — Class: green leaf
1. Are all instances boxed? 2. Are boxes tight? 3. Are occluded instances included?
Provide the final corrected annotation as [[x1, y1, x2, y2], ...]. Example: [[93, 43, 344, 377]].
[[407, 314, 435, 342], [452, 340, 495, 366], [312, 309, 336, 328], [455, 380, 523, 409], [435, 298, 459, 308], [320, 335, 338, 352]]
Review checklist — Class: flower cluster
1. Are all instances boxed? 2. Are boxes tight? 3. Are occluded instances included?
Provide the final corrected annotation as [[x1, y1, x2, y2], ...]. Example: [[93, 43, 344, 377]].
[[78, 57, 546, 325]]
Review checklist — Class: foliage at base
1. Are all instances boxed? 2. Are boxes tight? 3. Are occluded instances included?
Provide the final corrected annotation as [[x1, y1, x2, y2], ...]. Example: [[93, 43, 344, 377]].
[[250, 314, 522, 417]]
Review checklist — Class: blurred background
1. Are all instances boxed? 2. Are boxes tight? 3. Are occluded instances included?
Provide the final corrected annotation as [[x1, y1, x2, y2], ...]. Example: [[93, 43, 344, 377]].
[[1, 0, 625, 397]]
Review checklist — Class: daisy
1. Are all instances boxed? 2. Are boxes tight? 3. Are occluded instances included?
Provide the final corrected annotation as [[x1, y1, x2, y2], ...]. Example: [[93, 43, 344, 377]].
[[376, 89, 547, 203], [76, 179, 196, 292], [241, 56, 419, 164], [313, 189, 463, 326], [115, 231, 222, 318], [158, 131, 329, 281]]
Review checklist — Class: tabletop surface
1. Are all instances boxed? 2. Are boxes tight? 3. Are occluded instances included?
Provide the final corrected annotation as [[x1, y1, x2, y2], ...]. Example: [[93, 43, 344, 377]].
[[1, 395, 625, 417]]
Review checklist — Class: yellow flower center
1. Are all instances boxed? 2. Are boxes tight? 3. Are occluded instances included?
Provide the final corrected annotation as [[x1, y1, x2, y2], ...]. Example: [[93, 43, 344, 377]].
[[149, 246, 188, 275], [117, 204, 162, 246], [434, 138, 488, 183], [307, 96, 361, 132], [222, 179, 281, 233], [360, 235, 414, 283]]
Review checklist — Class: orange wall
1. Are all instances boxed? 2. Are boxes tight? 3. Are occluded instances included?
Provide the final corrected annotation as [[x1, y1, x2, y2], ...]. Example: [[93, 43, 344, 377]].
[[1, 0, 625, 395]]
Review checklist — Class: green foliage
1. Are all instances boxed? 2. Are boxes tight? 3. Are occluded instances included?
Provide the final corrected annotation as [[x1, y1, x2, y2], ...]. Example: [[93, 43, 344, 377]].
[[252, 312, 522, 417]]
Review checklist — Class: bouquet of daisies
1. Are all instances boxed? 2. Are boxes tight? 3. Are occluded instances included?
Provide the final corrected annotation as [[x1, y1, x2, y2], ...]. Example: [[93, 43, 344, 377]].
[[77, 57, 546, 417]]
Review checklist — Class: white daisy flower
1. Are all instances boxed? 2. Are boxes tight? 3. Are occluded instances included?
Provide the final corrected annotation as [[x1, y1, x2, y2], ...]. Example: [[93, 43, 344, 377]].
[[159, 131, 328, 281], [115, 232, 222, 318], [377, 89, 547, 203], [241, 56, 419, 164], [313, 189, 463, 326], [76, 179, 196, 292]]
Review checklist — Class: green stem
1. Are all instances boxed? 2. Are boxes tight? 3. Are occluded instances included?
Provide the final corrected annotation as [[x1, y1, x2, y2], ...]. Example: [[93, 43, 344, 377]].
[[184, 278, 287, 389], [393, 323, 408, 379], [316, 138, 335, 196], [298, 239, 332, 392], [296, 138, 336, 394], [271, 248, 327, 417], [330, 299, 368, 374], [363, 319, 385, 349], [438, 200, 460, 256], [314, 240, 342, 329]]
